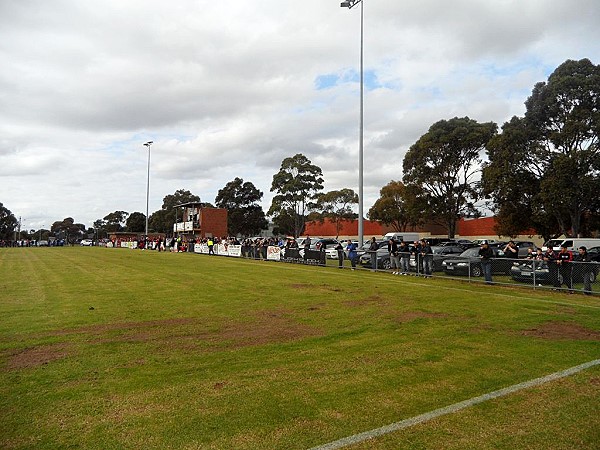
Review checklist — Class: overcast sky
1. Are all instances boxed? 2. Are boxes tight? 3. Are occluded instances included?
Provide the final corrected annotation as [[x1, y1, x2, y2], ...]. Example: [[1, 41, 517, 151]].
[[1, 0, 599, 231]]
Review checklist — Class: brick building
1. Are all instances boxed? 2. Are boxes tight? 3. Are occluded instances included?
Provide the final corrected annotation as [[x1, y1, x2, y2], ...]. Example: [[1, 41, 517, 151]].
[[174, 202, 228, 239]]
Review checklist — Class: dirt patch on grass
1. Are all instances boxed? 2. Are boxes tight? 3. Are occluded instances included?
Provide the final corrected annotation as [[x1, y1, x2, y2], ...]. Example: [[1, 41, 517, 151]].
[[4, 343, 72, 370], [48, 317, 198, 336], [521, 321, 600, 341], [344, 294, 389, 307], [43, 312, 321, 352], [16, 312, 322, 362], [394, 311, 449, 324]]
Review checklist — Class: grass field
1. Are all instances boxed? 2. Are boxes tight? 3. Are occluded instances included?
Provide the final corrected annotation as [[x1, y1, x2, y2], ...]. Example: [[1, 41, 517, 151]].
[[1, 247, 599, 449]]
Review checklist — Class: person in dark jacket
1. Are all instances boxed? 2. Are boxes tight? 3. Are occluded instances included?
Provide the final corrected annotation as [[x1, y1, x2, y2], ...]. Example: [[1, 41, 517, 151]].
[[543, 247, 559, 288], [398, 240, 411, 275], [575, 246, 593, 295], [420, 239, 433, 277], [478, 240, 494, 284], [556, 244, 574, 292], [388, 238, 400, 275]]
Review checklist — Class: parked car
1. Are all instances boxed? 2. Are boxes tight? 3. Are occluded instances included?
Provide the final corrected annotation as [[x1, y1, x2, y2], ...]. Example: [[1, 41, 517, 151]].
[[442, 247, 511, 277], [312, 239, 341, 259], [37, 240, 49, 247], [80, 239, 93, 246], [410, 245, 465, 272], [511, 246, 600, 284]]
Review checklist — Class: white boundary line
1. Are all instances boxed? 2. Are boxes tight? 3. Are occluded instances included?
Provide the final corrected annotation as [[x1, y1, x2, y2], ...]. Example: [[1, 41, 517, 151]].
[[309, 358, 600, 450]]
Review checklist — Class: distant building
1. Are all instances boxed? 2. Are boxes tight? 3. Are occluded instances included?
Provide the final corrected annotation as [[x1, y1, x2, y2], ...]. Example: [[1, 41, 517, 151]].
[[174, 202, 228, 239]]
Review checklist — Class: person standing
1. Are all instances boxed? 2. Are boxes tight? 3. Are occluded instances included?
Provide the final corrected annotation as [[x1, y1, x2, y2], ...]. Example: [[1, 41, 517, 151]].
[[575, 246, 593, 295], [207, 237, 215, 255], [335, 241, 345, 268], [503, 240, 519, 259], [543, 247, 559, 288], [399, 240, 411, 275], [412, 240, 423, 275], [347, 240, 358, 270], [421, 239, 433, 277], [478, 240, 494, 284], [387, 238, 400, 274], [556, 244, 574, 293], [303, 235, 312, 261]]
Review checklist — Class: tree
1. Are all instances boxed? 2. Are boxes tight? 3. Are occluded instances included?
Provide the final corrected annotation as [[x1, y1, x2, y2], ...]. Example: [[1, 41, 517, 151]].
[[126, 212, 146, 232], [51, 217, 85, 243], [310, 188, 358, 238], [215, 177, 268, 237], [483, 59, 600, 238], [367, 181, 426, 232], [103, 211, 129, 233], [150, 189, 201, 234], [0, 203, 18, 240], [524, 58, 600, 237], [268, 154, 324, 237], [403, 117, 496, 238]]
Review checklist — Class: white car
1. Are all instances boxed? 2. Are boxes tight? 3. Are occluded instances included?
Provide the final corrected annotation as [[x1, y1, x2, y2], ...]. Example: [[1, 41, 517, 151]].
[[80, 239, 93, 246]]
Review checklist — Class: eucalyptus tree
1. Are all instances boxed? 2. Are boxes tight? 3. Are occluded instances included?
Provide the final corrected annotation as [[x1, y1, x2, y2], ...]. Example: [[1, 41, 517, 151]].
[[368, 181, 425, 232], [403, 117, 496, 238], [268, 153, 324, 237], [310, 188, 358, 238], [215, 177, 268, 237], [483, 58, 600, 238]]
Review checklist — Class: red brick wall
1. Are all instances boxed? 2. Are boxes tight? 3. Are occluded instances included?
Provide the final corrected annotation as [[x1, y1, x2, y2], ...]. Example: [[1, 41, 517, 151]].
[[200, 208, 228, 238], [304, 219, 385, 237], [456, 217, 497, 236]]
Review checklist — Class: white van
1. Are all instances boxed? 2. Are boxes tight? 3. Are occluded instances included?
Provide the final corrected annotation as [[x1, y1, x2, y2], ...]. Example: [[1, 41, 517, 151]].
[[383, 232, 420, 243], [542, 238, 600, 252]]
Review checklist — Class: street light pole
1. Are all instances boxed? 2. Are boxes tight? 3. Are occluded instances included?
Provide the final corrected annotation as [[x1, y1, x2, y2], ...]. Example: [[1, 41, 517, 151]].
[[143, 141, 153, 239], [340, 0, 364, 248]]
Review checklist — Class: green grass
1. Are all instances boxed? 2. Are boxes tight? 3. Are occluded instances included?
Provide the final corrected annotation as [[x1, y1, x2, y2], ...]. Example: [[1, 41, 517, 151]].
[[1, 247, 599, 449]]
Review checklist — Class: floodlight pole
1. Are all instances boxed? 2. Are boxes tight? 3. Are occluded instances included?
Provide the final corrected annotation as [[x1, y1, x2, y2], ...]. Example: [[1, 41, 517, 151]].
[[143, 141, 153, 239], [340, 0, 364, 248]]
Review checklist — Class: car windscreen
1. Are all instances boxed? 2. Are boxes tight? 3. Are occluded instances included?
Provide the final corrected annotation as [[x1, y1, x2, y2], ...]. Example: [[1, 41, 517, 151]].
[[460, 247, 480, 257]]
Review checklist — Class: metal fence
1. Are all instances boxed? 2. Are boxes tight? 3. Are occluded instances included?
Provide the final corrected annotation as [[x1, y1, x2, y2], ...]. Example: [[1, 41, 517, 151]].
[[194, 245, 599, 296]]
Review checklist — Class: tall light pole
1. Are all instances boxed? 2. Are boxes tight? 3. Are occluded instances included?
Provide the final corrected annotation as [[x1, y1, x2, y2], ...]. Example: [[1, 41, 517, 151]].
[[143, 141, 153, 238], [340, 0, 364, 247]]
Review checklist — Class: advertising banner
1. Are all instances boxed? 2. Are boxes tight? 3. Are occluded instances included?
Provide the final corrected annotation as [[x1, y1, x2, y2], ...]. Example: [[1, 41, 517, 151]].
[[267, 246, 281, 261]]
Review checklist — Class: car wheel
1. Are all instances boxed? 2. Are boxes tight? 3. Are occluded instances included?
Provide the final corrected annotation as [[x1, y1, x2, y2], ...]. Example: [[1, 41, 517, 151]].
[[471, 265, 482, 277], [382, 259, 391, 270]]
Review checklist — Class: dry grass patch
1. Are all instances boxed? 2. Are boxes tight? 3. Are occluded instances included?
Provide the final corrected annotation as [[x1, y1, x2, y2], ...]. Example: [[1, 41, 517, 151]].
[[521, 321, 600, 341]]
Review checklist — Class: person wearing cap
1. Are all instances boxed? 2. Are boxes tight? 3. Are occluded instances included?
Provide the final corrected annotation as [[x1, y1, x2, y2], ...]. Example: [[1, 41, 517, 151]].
[[478, 240, 494, 284], [575, 246, 593, 295], [556, 244, 574, 293]]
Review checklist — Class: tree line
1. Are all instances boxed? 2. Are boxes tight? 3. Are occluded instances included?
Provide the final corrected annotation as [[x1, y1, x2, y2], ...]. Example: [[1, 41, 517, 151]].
[[1, 59, 598, 242]]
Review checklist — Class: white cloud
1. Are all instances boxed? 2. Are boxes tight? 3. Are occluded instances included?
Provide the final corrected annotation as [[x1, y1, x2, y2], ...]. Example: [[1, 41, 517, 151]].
[[0, 0, 598, 230]]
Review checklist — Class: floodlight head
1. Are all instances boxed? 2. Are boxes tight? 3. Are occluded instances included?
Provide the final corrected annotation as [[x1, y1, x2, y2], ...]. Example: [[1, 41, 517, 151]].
[[144, 141, 153, 147], [340, 0, 359, 8]]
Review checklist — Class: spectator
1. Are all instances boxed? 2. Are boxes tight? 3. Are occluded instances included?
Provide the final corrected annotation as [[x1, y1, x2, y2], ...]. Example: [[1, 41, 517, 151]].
[[412, 241, 423, 275], [420, 239, 433, 277], [398, 240, 411, 275], [543, 247, 560, 288], [387, 238, 400, 274], [576, 246, 593, 296], [478, 240, 494, 284], [556, 244, 573, 293], [335, 241, 345, 269], [346, 240, 358, 270], [504, 240, 519, 258]]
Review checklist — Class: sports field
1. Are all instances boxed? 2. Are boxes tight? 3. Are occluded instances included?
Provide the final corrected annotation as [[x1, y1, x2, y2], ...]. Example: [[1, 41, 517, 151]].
[[1, 247, 599, 449]]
